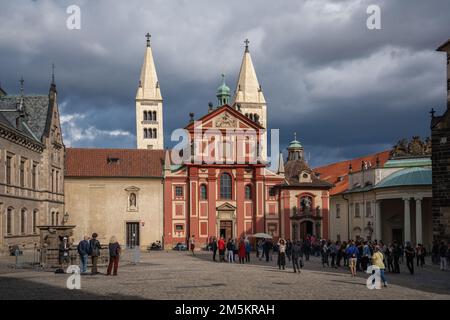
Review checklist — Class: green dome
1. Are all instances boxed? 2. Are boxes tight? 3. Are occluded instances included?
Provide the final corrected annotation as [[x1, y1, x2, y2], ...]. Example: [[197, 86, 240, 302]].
[[375, 167, 431, 189], [288, 140, 303, 149], [216, 75, 230, 97], [288, 133, 303, 149]]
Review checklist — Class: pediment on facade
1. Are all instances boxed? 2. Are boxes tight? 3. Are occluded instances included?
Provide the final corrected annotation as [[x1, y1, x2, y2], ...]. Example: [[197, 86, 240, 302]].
[[186, 104, 263, 131], [125, 186, 140, 192], [216, 202, 236, 211]]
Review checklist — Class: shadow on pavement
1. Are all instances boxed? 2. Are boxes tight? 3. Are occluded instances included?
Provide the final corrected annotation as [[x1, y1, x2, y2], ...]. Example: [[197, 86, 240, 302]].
[[0, 276, 146, 300]]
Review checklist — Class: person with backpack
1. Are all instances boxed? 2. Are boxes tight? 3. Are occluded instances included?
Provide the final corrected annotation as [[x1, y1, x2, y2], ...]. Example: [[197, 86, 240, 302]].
[[218, 236, 225, 262], [245, 238, 251, 262], [321, 240, 329, 267], [329, 241, 337, 268], [89, 233, 101, 275], [277, 238, 287, 270], [227, 239, 234, 263], [372, 245, 388, 288], [361, 242, 372, 272], [404, 242, 415, 275], [416, 243, 425, 268], [346, 241, 358, 277], [106, 236, 121, 276], [211, 236, 218, 262], [291, 241, 303, 273], [77, 235, 90, 274]]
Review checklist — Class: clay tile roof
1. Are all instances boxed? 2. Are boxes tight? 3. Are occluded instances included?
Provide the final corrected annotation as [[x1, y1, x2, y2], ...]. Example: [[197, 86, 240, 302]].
[[314, 150, 390, 195], [65, 148, 164, 178]]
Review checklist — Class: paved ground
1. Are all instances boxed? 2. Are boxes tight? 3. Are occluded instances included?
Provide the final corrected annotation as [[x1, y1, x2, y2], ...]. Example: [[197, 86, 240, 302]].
[[0, 250, 449, 300]]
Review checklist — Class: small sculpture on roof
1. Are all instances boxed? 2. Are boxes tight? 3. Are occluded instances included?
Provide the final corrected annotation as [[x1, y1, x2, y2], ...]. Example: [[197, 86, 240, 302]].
[[390, 136, 431, 158]]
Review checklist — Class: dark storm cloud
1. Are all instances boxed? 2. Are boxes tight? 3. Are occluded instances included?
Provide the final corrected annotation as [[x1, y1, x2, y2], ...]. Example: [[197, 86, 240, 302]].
[[0, 0, 448, 166]]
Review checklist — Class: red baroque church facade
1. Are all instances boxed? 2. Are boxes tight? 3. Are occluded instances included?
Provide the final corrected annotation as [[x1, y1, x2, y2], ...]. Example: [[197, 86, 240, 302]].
[[163, 104, 332, 248], [162, 41, 332, 247]]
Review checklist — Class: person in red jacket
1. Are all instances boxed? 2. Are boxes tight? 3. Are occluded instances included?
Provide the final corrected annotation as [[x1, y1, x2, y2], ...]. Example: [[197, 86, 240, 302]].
[[218, 236, 226, 262], [238, 238, 246, 264]]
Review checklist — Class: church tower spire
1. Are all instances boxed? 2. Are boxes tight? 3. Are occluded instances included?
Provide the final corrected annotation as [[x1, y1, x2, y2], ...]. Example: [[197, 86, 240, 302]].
[[136, 33, 164, 149], [234, 39, 267, 161]]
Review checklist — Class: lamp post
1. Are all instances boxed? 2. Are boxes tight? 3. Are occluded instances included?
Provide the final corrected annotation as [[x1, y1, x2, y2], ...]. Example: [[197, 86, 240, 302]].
[[62, 212, 69, 225]]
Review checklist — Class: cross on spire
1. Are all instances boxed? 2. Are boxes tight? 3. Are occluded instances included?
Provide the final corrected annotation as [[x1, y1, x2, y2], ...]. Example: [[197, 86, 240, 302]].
[[146, 33, 151, 47], [430, 107, 436, 118], [244, 39, 250, 52]]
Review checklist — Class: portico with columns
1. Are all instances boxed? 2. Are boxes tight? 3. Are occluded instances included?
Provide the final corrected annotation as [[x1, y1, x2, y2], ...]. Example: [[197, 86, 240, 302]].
[[374, 189, 432, 247], [341, 145, 433, 248]]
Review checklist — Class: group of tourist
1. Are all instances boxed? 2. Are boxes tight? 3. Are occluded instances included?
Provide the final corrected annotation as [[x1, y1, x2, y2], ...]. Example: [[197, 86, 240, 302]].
[[206, 234, 450, 287], [58, 233, 121, 276], [207, 236, 252, 263]]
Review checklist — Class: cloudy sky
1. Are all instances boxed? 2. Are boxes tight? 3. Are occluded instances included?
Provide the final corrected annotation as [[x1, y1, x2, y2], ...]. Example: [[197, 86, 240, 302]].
[[0, 0, 448, 167]]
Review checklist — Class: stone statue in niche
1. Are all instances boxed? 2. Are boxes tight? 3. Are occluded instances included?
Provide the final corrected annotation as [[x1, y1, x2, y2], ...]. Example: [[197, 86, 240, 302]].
[[300, 197, 312, 212], [129, 193, 137, 208]]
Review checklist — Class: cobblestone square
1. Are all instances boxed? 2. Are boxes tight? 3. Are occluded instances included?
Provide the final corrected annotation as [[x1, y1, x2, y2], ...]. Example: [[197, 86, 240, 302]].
[[0, 250, 449, 300]]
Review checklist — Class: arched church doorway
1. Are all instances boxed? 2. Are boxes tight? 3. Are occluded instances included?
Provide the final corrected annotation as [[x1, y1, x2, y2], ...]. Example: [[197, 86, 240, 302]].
[[300, 221, 313, 239]]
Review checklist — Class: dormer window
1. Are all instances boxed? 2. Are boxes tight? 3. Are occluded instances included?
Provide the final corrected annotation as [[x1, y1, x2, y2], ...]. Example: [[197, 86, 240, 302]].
[[299, 171, 312, 183]]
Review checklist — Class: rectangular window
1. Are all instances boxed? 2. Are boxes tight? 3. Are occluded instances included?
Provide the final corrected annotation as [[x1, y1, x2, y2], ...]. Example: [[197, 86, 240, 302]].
[[33, 211, 38, 234], [55, 170, 59, 193], [51, 169, 55, 193], [175, 224, 184, 231], [366, 202, 372, 218], [32, 163, 37, 190], [268, 186, 277, 197], [6, 155, 12, 185], [336, 203, 341, 218], [175, 186, 183, 197], [6, 208, 12, 235], [20, 158, 26, 188], [20, 210, 26, 234], [355, 203, 360, 218]]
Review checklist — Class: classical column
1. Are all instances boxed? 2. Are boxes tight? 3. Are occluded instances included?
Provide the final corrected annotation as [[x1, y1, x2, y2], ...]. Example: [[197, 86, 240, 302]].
[[415, 197, 423, 245], [403, 197, 411, 244], [375, 200, 382, 241]]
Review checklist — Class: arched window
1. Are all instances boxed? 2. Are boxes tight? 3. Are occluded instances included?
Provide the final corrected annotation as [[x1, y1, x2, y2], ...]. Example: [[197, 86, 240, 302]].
[[220, 173, 232, 199], [6, 207, 13, 235], [144, 111, 147, 121], [51, 212, 55, 226], [56, 212, 59, 226], [148, 129, 153, 139], [245, 113, 249, 118], [144, 128, 148, 139], [153, 128, 157, 139], [20, 208, 26, 234], [33, 210, 38, 234], [200, 184, 207, 200], [245, 185, 252, 200], [153, 111, 157, 121]]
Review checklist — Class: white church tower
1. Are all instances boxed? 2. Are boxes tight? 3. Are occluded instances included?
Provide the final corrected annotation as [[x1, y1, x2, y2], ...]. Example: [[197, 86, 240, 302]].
[[234, 39, 267, 161], [136, 33, 164, 149]]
